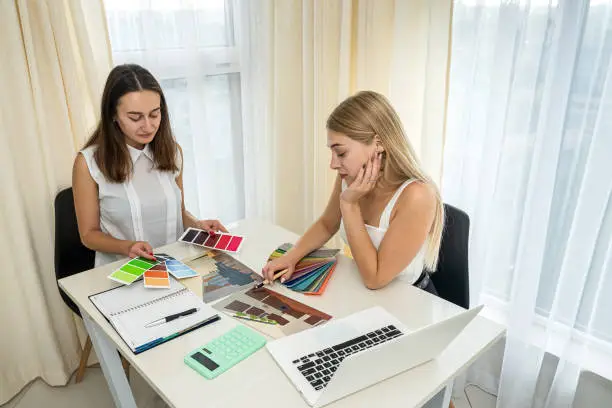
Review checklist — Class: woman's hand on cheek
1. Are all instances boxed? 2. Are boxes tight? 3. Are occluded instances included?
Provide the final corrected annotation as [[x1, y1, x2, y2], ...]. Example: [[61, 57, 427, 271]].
[[340, 151, 381, 204]]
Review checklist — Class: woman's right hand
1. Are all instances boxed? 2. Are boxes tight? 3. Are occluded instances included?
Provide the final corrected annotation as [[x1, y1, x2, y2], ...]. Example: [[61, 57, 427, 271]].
[[262, 254, 299, 284], [125, 241, 156, 261]]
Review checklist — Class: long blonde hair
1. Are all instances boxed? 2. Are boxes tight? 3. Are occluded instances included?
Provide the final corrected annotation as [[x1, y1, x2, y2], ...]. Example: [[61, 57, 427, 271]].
[[326, 90, 444, 272]]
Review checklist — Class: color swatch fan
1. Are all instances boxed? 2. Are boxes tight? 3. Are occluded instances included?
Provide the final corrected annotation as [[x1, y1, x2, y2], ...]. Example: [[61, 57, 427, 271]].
[[267, 244, 340, 295]]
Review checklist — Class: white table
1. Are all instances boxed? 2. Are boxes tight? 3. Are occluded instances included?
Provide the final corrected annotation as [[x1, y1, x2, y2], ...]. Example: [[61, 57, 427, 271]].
[[59, 218, 505, 408]]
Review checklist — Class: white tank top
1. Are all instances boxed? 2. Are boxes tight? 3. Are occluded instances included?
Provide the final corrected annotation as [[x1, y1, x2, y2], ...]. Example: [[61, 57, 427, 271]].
[[339, 179, 427, 284], [79, 144, 184, 267]]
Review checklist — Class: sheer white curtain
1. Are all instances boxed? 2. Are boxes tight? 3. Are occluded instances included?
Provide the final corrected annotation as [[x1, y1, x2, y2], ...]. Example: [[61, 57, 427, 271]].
[[444, 0, 612, 406], [104, 0, 244, 224], [0, 0, 111, 403], [235, 0, 452, 234], [104, 0, 452, 234]]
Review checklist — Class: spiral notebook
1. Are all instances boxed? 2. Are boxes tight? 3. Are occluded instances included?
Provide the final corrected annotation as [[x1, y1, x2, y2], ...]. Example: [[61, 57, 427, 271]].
[[89, 278, 219, 354]]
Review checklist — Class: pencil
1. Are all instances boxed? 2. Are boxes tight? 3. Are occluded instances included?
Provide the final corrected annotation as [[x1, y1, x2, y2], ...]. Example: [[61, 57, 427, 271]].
[[254, 268, 289, 289]]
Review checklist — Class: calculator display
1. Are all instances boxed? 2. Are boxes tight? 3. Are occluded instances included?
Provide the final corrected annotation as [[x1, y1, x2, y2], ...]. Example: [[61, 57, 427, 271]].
[[191, 352, 219, 371]]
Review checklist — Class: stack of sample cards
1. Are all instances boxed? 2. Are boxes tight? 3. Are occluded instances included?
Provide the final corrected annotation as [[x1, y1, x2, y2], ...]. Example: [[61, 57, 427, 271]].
[[108, 257, 159, 285], [267, 243, 340, 295], [155, 253, 199, 279], [107, 254, 199, 288], [179, 227, 244, 253], [143, 263, 171, 289]]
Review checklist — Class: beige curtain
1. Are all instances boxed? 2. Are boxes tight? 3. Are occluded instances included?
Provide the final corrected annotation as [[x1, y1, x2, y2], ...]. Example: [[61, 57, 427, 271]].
[[0, 0, 111, 403], [237, 0, 453, 236]]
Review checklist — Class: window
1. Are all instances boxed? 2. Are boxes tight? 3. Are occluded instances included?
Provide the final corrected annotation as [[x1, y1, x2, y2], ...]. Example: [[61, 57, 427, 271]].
[[444, 0, 612, 349], [104, 0, 244, 223]]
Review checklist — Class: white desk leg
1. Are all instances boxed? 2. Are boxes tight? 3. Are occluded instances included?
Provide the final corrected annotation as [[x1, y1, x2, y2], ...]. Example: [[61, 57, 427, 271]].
[[422, 380, 453, 408], [440, 381, 453, 408], [82, 312, 137, 408]]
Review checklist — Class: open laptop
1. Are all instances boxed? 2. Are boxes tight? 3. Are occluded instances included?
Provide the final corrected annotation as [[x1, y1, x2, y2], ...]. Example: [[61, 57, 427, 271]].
[[267, 304, 484, 407]]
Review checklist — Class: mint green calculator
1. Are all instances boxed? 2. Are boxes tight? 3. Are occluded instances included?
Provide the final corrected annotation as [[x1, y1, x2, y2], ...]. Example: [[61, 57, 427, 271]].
[[184, 324, 267, 379]]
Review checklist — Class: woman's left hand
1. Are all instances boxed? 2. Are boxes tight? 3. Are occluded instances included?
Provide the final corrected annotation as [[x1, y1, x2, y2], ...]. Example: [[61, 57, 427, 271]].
[[196, 219, 229, 233], [340, 152, 382, 204]]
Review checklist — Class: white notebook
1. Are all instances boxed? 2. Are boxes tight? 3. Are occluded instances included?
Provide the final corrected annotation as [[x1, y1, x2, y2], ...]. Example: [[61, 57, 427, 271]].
[[90, 278, 219, 353]]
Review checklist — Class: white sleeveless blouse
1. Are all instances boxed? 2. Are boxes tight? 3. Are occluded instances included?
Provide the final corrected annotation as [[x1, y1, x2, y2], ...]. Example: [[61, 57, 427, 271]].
[[339, 179, 427, 284], [80, 144, 184, 267]]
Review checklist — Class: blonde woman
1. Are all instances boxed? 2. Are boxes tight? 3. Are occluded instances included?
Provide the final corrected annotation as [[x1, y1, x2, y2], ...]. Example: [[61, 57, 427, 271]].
[[263, 90, 444, 292]]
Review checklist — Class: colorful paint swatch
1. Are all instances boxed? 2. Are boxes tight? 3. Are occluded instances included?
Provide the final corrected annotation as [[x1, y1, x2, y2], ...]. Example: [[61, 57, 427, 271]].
[[165, 259, 198, 279], [204, 233, 220, 247], [226, 236, 243, 252], [181, 229, 199, 243], [150, 253, 199, 279], [108, 257, 159, 285], [215, 234, 231, 250], [193, 231, 209, 245], [152, 253, 174, 262], [267, 243, 339, 295], [179, 227, 245, 253], [144, 264, 171, 289]]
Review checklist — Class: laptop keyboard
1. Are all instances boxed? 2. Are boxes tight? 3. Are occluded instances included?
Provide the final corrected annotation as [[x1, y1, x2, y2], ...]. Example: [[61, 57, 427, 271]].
[[292, 324, 403, 390]]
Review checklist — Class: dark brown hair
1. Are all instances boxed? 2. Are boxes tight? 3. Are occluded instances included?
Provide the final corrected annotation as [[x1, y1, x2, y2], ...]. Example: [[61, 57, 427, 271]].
[[84, 64, 178, 183]]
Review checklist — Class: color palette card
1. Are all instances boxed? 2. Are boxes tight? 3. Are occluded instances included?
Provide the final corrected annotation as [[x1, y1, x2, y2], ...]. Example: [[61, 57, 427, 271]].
[[144, 263, 171, 289], [213, 286, 332, 339], [179, 227, 244, 253], [108, 257, 159, 285], [197, 251, 262, 303], [154, 253, 199, 279], [267, 243, 340, 295]]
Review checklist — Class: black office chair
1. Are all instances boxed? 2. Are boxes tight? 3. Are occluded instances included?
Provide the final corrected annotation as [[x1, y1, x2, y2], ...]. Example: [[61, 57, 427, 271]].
[[430, 204, 470, 309], [54, 187, 129, 382]]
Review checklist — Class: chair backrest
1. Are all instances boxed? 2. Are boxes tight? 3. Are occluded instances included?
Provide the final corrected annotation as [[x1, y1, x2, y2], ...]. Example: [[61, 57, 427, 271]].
[[430, 203, 470, 309], [54, 187, 95, 316]]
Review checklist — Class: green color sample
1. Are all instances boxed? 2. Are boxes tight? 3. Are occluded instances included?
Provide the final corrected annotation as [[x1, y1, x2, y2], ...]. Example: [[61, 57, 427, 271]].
[[130, 259, 155, 269], [120, 264, 146, 276], [110, 270, 139, 284]]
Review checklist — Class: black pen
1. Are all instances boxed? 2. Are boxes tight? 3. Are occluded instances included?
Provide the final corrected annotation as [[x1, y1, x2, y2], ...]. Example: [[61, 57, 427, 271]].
[[145, 308, 199, 328]]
